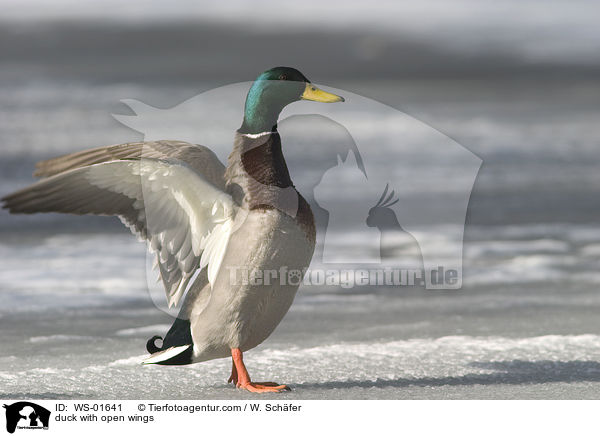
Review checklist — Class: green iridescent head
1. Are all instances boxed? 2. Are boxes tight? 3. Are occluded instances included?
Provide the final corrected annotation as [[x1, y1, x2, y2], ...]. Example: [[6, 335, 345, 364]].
[[240, 66, 344, 134]]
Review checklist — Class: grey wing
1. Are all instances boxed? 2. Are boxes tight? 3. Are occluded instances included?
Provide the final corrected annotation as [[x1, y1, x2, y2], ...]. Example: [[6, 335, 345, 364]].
[[33, 140, 226, 190], [3, 152, 235, 308]]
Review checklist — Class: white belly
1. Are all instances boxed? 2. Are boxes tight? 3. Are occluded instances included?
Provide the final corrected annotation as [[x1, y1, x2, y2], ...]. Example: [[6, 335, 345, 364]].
[[190, 208, 314, 362]]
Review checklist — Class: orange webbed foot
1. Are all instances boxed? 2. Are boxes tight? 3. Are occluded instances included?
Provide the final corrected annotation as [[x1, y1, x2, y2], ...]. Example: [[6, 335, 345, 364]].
[[237, 382, 290, 393], [230, 348, 291, 393]]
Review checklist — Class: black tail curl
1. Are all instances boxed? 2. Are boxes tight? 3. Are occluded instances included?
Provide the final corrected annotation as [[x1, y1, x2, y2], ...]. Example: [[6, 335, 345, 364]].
[[146, 335, 164, 354]]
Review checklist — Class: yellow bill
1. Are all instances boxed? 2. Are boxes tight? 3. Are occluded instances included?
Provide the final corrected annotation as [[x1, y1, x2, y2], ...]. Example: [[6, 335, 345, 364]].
[[301, 83, 345, 103]]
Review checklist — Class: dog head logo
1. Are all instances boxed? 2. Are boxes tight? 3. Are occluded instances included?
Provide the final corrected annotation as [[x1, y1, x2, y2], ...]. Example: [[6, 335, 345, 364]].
[[3, 402, 50, 434]]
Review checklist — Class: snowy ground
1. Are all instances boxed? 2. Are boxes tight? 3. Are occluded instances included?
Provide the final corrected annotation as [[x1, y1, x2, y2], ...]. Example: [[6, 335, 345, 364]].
[[2, 225, 600, 400]]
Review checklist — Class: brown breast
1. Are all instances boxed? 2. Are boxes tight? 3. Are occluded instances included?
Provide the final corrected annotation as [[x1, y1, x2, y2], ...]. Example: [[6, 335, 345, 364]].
[[226, 131, 316, 244]]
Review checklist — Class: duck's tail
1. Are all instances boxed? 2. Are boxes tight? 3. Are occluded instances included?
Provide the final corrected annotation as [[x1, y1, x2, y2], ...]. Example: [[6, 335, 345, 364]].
[[143, 318, 194, 365], [143, 344, 193, 365], [146, 335, 164, 354]]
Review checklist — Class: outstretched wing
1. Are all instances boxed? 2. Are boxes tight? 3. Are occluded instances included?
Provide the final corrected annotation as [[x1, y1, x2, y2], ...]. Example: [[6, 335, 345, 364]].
[[2, 154, 235, 308], [33, 140, 226, 189]]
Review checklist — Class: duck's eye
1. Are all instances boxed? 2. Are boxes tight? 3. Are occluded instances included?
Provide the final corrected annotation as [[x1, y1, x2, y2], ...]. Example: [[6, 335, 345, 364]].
[[311, 86, 316, 91], [278, 74, 287, 80]]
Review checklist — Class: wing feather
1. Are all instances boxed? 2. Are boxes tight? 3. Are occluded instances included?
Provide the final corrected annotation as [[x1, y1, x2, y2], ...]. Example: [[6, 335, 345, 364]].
[[34, 140, 226, 191], [3, 155, 235, 308]]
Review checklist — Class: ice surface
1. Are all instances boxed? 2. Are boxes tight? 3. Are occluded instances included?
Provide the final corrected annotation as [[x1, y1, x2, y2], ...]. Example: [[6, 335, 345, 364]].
[[2, 224, 600, 399]]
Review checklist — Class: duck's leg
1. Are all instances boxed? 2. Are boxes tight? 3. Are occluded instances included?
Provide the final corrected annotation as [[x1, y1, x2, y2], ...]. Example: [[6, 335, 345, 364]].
[[230, 348, 290, 393], [228, 358, 238, 385]]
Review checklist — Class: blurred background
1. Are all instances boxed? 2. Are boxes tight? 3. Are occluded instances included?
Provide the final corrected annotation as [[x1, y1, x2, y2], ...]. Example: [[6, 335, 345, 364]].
[[1, 0, 600, 399]]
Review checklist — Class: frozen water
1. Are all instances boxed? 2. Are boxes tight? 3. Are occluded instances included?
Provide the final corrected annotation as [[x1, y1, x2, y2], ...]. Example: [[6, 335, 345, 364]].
[[1, 224, 600, 399]]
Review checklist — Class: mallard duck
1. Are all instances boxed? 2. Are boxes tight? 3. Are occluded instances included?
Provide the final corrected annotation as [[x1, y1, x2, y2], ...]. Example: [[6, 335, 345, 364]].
[[2, 66, 344, 393]]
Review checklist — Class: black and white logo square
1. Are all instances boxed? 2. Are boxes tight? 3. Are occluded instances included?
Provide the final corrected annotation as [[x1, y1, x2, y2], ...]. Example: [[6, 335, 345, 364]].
[[3, 402, 50, 434]]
